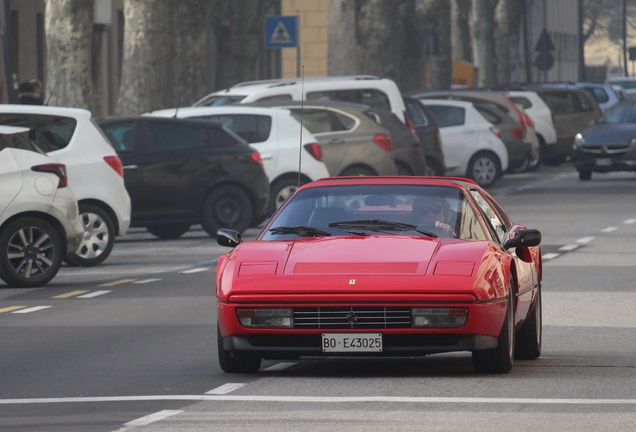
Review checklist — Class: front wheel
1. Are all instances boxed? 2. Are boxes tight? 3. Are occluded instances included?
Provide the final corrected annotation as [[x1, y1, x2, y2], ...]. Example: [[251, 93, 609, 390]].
[[0, 217, 63, 288], [201, 186, 253, 237], [472, 278, 515, 374], [217, 325, 262, 373], [63, 204, 115, 267], [515, 287, 542, 360], [578, 170, 592, 181], [340, 166, 376, 176], [467, 152, 501, 188]]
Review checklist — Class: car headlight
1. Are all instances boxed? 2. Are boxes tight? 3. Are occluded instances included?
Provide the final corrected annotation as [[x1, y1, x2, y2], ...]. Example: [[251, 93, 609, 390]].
[[412, 308, 468, 328], [573, 133, 585, 150], [237, 308, 293, 328]]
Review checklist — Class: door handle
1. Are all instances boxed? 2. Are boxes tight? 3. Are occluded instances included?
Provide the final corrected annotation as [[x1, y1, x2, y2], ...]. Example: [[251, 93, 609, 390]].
[[123, 165, 138, 169], [260, 153, 273, 160]]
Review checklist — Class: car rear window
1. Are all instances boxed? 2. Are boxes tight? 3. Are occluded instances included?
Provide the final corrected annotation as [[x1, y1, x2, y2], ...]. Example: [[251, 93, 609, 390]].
[[540, 92, 577, 115], [475, 107, 501, 125], [99, 122, 135, 153], [289, 109, 356, 134], [306, 89, 391, 111], [0, 131, 43, 153], [199, 114, 272, 143], [508, 96, 532, 109], [425, 105, 465, 127], [583, 87, 609, 103], [149, 122, 204, 151], [0, 114, 76, 152], [404, 99, 429, 126]]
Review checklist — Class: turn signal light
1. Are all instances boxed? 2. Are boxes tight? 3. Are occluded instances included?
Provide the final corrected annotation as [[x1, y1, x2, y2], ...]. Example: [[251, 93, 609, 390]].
[[250, 151, 264, 167], [303, 143, 323, 161], [412, 308, 468, 328], [509, 128, 524, 140], [104, 156, 124, 177], [31, 163, 68, 188], [237, 308, 293, 328]]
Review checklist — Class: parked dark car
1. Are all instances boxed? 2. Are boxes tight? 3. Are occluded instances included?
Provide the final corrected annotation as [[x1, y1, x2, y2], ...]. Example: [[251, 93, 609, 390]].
[[97, 117, 269, 239], [402, 96, 445, 176], [571, 100, 636, 181]]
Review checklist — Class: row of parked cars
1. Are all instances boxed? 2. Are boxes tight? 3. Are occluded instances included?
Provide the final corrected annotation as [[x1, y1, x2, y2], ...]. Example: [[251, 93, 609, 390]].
[[0, 75, 629, 287]]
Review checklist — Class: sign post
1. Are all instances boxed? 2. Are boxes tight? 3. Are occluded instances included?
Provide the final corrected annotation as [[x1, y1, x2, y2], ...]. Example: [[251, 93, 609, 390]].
[[265, 16, 299, 77]]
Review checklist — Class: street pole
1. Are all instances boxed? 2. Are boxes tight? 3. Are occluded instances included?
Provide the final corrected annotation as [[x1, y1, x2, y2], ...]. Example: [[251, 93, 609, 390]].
[[624, 0, 628, 77], [577, 0, 586, 81], [0, 0, 18, 103]]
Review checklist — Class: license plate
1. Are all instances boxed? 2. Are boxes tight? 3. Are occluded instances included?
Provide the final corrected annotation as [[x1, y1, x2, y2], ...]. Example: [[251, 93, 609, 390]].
[[322, 333, 382, 352], [595, 158, 612, 166]]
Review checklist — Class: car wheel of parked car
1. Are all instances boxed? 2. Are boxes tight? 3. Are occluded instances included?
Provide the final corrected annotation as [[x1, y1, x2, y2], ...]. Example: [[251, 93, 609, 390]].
[[467, 152, 501, 188], [515, 286, 542, 360], [395, 162, 414, 176], [201, 186, 253, 236], [578, 170, 592, 181], [0, 217, 63, 288], [472, 277, 515, 374], [64, 204, 115, 267], [340, 166, 376, 176], [146, 224, 191, 239], [217, 325, 262, 373], [526, 136, 544, 172], [424, 159, 441, 176], [269, 177, 302, 216]]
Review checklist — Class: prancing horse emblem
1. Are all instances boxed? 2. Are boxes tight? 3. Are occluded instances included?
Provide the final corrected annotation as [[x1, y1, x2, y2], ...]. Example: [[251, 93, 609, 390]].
[[346, 308, 358, 328]]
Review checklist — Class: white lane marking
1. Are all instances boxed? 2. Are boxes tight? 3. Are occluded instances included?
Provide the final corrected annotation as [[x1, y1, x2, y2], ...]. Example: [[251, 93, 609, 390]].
[[624, 219, 636, 225], [11, 306, 51, 314], [123, 409, 183, 426], [558, 244, 579, 251], [180, 267, 209, 274], [205, 383, 246, 395], [542, 253, 560, 260], [77, 290, 111, 299], [133, 278, 162, 284], [4, 395, 636, 405], [601, 227, 618, 232], [262, 362, 297, 372], [576, 236, 595, 244]]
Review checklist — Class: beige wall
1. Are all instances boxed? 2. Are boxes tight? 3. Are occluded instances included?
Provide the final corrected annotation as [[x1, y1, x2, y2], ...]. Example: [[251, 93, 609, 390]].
[[281, 0, 328, 78]]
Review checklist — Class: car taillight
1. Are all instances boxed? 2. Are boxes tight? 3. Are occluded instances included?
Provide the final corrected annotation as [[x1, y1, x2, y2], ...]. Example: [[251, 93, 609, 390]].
[[524, 113, 534, 127], [104, 156, 124, 177], [404, 111, 415, 132], [373, 133, 393, 151], [505, 95, 527, 129], [31, 163, 68, 188], [303, 142, 323, 161], [510, 127, 523, 140], [251, 151, 264, 167], [490, 126, 502, 138]]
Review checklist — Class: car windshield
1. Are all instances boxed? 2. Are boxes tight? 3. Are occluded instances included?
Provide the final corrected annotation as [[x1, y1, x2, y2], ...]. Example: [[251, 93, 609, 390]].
[[192, 95, 246, 107], [261, 184, 486, 241], [597, 102, 636, 124]]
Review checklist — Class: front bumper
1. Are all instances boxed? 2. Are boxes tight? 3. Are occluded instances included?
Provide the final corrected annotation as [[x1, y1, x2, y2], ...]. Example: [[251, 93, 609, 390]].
[[572, 144, 636, 172]]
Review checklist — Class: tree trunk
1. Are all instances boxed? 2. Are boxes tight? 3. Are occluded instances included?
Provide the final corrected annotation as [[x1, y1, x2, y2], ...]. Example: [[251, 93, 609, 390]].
[[451, 0, 472, 62], [328, 0, 357, 75], [212, 0, 276, 90], [494, 0, 523, 86], [115, 0, 171, 115], [44, 0, 94, 111], [425, 0, 452, 90], [470, 0, 498, 87]]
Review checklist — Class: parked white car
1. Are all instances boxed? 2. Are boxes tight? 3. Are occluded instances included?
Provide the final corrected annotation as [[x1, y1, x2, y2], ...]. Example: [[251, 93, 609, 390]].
[[420, 99, 509, 187], [0, 105, 131, 267], [192, 75, 409, 123], [507, 90, 558, 165], [0, 125, 83, 287], [144, 106, 330, 215]]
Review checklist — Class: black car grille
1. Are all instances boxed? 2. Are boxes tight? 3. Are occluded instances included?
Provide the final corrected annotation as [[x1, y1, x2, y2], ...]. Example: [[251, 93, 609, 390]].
[[582, 145, 630, 156], [293, 307, 412, 329]]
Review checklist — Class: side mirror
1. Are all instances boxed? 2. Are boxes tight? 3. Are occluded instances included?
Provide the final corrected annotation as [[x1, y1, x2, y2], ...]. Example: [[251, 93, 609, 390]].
[[217, 228, 242, 247], [503, 229, 541, 249]]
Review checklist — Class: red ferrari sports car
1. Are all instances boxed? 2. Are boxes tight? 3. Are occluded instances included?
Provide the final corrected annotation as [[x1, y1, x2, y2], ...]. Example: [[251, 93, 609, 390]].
[[215, 176, 542, 374]]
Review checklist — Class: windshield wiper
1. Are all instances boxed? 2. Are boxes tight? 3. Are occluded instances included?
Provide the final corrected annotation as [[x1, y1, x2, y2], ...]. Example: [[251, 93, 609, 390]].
[[269, 226, 332, 237], [329, 219, 437, 238]]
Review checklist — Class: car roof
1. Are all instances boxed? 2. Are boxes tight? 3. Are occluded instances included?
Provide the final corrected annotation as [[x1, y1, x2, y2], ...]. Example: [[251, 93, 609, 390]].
[[97, 115, 226, 129], [308, 176, 478, 188], [210, 75, 393, 95], [144, 106, 293, 117], [0, 104, 92, 118], [418, 98, 477, 109], [249, 100, 372, 111]]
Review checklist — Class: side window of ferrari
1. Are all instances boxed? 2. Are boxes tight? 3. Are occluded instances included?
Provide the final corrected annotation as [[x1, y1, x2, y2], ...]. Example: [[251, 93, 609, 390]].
[[468, 189, 506, 243], [455, 195, 488, 241]]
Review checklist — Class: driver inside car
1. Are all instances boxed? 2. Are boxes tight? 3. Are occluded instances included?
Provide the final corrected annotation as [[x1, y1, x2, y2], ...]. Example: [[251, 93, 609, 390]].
[[412, 194, 456, 238]]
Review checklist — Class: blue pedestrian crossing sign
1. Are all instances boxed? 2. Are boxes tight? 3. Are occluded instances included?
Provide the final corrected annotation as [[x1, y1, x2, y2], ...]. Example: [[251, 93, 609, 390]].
[[265, 16, 298, 48]]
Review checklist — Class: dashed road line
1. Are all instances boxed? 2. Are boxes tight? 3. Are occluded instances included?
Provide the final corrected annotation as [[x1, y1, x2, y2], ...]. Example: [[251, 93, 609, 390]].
[[133, 278, 162, 284], [0, 306, 26, 313], [11, 306, 51, 314], [77, 290, 111, 299], [118, 410, 183, 429], [99, 279, 137, 287], [52, 290, 90, 299], [601, 227, 618, 232], [624, 218, 636, 225], [542, 253, 560, 260], [576, 236, 595, 244], [558, 244, 579, 251], [181, 267, 209, 274], [205, 383, 246, 395]]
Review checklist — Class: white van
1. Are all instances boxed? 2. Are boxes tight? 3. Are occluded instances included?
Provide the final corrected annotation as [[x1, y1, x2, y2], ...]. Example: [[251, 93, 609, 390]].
[[193, 75, 408, 123]]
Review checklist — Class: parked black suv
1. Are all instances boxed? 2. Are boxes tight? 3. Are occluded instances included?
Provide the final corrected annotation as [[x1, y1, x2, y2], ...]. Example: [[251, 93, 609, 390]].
[[97, 117, 269, 239]]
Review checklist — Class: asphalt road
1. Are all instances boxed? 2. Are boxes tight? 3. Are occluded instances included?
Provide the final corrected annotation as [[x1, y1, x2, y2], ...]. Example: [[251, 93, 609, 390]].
[[1, 162, 636, 431]]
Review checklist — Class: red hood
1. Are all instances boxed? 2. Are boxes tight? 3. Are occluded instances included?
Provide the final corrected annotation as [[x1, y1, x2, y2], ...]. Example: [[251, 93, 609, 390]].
[[217, 236, 496, 302]]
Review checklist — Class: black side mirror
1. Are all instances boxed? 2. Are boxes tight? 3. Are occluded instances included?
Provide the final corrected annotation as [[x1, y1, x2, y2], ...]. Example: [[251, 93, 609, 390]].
[[217, 228, 242, 247], [503, 229, 541, 249]]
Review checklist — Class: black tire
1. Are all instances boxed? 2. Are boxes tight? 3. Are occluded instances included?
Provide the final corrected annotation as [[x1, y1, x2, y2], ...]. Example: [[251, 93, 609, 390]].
[[340, 166, 376, 176], [268, 177, 302, 216], [201, 186, 253, 237], [466, 152, 501, 188], [578, 170, 592, 181], [396, 161, 414, 176], [526, 137, 544, 172], [217, 325, 262, 373], [0, 217, 63, 288], [146, 224, 191, 239], [63, 204, 115, 267], [424, 158, 443, 176], [472, 277, 515, 374], [515, 286, 542, 360]]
